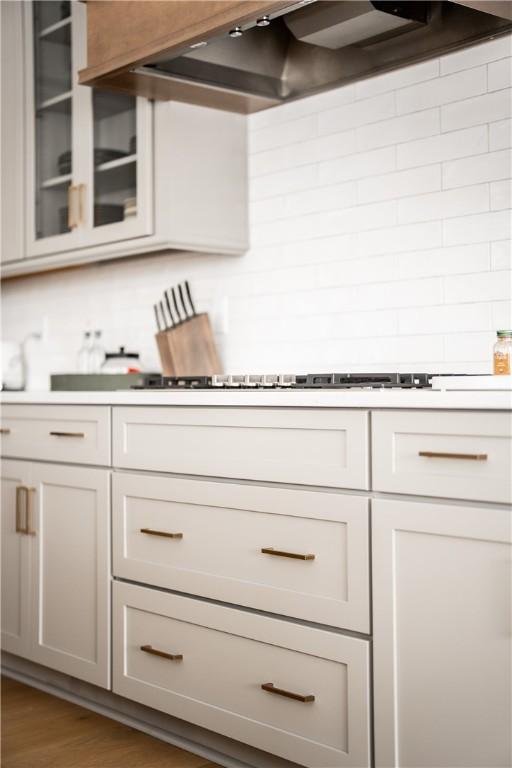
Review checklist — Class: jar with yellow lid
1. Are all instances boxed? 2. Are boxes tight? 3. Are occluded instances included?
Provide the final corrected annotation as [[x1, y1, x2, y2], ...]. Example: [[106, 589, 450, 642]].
[[493, 330, 512, 375]]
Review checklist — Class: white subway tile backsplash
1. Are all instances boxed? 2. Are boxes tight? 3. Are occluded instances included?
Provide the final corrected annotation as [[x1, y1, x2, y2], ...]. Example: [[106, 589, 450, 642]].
[[398, 303, 492, 335], [358, 221, 443, 256], [440, 36, 512, 75], [284, 181, 356, 217], [490, 118, 512, 150], [355, 59, 440, 100], [444, 270, 512, 303], [491, 240, 512, 270], [396, 67, 487, 115], [444, 331, 495, 362], [488, 58, 512, 92], [250, 115, 317, 154], [4, 36, 512, 375], [441, 89, 512, 131], [319, 145, 395, 184], [318, 92, 396, 135], [357, 165, 441, 204], [397, 125, 488, 168], [443, 210, 511, 246], [398, 184, 489, 224], [356, 108, 440, 151], [490, 179, 512, 210], [398, 243, 490, 280], [492, 299, 512, 329], [442, 149, 512, 188], [250, 164, 318, 200]]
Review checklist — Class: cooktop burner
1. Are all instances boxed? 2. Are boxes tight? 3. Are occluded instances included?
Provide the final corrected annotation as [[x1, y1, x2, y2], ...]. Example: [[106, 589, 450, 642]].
[[138, 373, 434, 390]]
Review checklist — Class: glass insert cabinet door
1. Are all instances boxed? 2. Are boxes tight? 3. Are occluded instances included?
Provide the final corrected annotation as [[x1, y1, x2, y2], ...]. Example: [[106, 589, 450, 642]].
[[25, 0, 152, 259]]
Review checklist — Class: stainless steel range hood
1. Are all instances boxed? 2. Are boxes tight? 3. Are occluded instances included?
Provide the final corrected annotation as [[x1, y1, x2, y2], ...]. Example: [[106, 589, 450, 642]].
[[135, 1, 512, 112]]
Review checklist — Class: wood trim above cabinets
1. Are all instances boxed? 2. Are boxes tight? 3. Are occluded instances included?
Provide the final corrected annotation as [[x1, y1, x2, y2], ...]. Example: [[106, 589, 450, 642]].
[[79, 1, 287, 87]]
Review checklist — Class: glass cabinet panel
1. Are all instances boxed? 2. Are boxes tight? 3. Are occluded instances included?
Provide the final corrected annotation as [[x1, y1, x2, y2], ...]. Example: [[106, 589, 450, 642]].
[[92, 91, 137, 228], [32, 0, 73, 239]]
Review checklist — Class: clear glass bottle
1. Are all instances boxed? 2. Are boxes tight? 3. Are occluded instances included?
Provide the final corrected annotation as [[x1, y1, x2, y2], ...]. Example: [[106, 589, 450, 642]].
[[77, 331, 92, 373], [89, 330, 105, 374], [493, 330, 512, 375]]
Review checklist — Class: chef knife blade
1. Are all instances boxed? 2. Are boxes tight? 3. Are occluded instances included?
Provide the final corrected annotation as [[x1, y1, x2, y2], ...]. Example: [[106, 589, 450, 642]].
[[184, 280, 196, 316], [164, 291, 175, 327], [171, 287, 182, 323], [178, 284, 189, 320]]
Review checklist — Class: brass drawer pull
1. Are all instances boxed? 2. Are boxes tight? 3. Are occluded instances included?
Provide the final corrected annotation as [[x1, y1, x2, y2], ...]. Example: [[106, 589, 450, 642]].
[[15, 486, 35, 535], [140, 528, 183, 539], [49, 431, 85, 438], [261, 547, 315, 561], [0, 428, 11, 434], [15, 486, 27, 534], [418, 451, 488, 461], [140, 645, 183, 661], [261, 682, 315, 703]]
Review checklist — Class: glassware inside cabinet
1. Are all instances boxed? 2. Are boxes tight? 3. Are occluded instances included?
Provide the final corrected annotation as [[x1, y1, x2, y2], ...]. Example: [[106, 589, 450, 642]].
[[32, 0, 73, 239], [92, 91, 137, 228]]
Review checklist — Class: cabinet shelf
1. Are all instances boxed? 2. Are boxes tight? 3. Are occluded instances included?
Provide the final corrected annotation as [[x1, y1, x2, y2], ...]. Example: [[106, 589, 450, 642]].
[[37, 91, 72, 113], [40, 174, 71, 190], [95, 154, 137, 173], [39, 16, 71, 42]]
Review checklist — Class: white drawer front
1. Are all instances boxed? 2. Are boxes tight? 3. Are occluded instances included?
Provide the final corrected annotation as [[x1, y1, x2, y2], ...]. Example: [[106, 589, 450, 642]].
[[113, 407, 369, 489], [1, 405, 111, 466], [113, 582, 370, 768], [372, 410, 512, 503], [113, 473, 370, 632]]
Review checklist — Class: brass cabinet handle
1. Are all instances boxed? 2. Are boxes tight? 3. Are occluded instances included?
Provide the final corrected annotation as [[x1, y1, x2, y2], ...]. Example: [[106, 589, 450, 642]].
[[15, 486, 35, 535], [261, 547, 315, 561], [418, 451, 488, 461], [140, 645, 183, 661], [261, 682, 315, 703], [140, 528, 183, 539], [77, 183, 85, 226], [15, 486, 27, 534], [0, 428, 11, 435], [49, 431, 85, 438], [67, 185, 76, 229]]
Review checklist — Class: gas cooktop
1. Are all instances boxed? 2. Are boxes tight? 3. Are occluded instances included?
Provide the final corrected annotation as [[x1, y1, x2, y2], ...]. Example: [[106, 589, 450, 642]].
[[138, 373, 434, 390]]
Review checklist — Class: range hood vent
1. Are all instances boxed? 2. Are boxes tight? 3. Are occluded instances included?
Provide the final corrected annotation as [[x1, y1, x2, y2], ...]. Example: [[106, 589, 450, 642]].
[[137, 1, 512, 112], [284, 1, 429, 49]]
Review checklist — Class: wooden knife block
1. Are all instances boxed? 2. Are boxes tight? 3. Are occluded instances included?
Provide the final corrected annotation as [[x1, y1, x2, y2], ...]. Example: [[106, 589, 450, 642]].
[[155, 313, 222, 376]]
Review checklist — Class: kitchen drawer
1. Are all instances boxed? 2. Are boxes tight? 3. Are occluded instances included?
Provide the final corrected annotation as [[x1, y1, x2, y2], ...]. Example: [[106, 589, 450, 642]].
[[0, 405, 111, 466], [113, 473, 370, 632], [113, 581, 371, 768], [372, 410, 512, 503], [113, 407, 369, 489]]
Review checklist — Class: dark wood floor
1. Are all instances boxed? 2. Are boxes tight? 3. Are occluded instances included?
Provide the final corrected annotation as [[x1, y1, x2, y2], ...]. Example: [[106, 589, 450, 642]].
[[1, 677, 221, 768]]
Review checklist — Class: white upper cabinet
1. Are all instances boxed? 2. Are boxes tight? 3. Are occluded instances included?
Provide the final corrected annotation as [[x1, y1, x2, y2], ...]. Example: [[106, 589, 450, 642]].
[[0, 0, 25, 264], [1, 0, 247, 276], [24, 0, 152, 258]]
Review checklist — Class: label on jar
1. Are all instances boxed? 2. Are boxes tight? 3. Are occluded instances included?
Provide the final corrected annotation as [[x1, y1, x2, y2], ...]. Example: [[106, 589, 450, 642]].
[[494, 351, 511, 375]]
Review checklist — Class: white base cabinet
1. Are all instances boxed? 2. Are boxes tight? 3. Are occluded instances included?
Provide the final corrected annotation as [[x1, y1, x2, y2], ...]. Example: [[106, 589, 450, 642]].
[[1, 461, 32, 658], [373, 497, 512, 768], [0, 459, 110, 688], [113, 580, 371, 768]]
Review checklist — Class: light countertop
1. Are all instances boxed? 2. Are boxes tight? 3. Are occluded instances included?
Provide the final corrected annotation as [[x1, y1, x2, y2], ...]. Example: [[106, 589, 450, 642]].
[[2, 388, 511, 410]]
